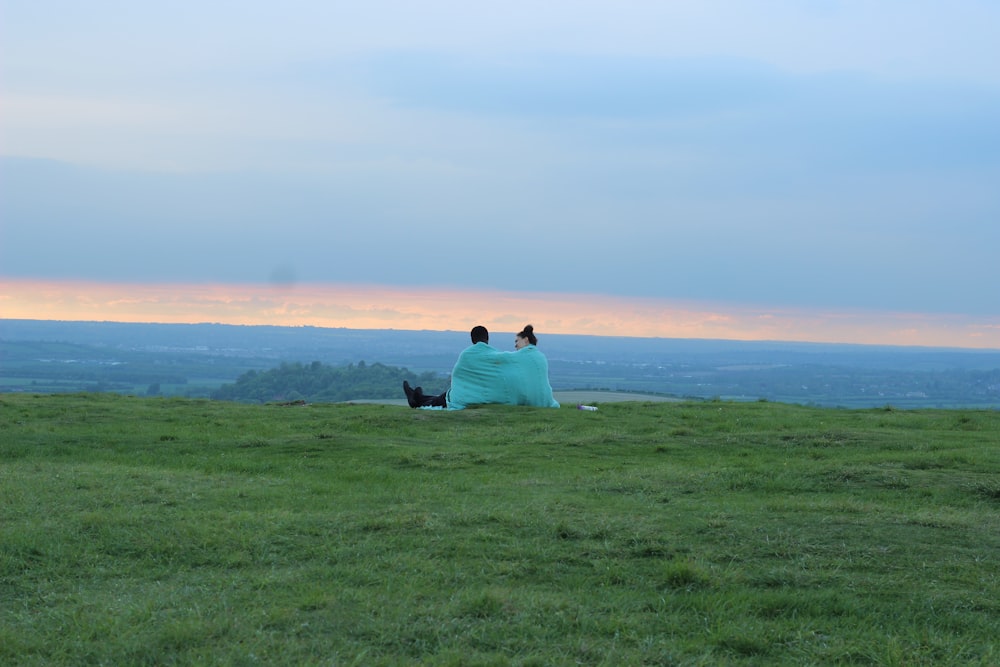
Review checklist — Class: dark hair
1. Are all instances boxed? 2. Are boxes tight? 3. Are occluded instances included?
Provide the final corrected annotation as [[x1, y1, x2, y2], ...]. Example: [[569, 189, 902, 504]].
[[517, 324, 537, 346], [470, 325, 489, 344]]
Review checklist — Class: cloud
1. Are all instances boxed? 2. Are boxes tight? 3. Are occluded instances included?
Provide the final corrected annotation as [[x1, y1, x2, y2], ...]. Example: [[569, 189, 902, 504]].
[[2, 2, 999, 326]]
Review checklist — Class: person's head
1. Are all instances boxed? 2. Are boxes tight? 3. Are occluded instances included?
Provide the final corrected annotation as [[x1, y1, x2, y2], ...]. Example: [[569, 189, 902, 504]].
[[470, 325, 489, 344], [515, 324, 537, 350]]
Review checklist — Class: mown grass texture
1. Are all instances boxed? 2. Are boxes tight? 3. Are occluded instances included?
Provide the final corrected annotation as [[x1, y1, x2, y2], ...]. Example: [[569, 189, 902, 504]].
[[1, 393, 998, 665]]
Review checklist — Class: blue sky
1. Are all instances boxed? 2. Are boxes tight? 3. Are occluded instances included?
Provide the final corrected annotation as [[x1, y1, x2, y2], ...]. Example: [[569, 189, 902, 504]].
[[2, 1, 999, 344]]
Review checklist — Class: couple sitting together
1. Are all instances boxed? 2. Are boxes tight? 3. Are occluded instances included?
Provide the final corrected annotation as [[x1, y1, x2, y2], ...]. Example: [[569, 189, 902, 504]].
[[403, 324, 560, 410]]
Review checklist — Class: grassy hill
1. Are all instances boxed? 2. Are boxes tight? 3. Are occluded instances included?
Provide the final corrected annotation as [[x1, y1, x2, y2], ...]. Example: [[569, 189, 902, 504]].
[[2, 393, 998, 665]]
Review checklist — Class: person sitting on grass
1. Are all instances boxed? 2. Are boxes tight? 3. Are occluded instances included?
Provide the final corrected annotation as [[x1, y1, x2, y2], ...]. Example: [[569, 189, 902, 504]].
[[403, 325, 492, 408]]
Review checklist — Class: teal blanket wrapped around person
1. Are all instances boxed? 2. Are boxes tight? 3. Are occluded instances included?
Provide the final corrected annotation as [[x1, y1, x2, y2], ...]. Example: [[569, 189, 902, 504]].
[[437, 342, 561, 410]]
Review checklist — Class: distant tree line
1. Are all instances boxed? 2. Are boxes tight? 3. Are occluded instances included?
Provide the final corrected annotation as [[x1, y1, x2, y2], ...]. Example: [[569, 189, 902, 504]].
[[211, 360, 447, 404]]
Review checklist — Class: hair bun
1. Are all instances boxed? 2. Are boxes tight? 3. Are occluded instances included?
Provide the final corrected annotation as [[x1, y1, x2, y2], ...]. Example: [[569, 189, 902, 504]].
[[524, 324, 534, 333]]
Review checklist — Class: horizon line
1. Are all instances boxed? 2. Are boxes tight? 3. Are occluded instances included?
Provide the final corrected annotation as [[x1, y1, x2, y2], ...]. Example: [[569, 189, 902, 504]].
[[2, 278, 999, 351]]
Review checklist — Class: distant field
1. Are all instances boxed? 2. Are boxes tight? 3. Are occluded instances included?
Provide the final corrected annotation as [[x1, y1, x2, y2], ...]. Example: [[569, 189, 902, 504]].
[[556, 390, 682, 404], [3, 393, 998, 665]]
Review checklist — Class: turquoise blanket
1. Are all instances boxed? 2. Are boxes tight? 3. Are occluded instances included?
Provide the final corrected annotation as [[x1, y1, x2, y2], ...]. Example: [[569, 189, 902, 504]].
[[437, 343, 560, 410]]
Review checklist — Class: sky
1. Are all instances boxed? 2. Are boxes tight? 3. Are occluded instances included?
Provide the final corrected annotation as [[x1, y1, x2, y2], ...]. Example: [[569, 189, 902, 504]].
[[2, 1, 999, 349]]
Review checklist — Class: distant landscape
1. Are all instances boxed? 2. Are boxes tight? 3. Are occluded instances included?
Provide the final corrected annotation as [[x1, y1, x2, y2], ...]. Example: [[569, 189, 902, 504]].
[[2, 319, 999, 409]]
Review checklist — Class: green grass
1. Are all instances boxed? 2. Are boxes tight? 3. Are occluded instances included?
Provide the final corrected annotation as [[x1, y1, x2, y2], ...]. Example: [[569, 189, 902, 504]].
[[2, 393, 998, 665]]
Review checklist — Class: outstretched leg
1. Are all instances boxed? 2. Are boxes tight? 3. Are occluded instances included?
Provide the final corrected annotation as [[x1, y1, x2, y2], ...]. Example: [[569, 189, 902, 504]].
[[413, 386, 447, 408]]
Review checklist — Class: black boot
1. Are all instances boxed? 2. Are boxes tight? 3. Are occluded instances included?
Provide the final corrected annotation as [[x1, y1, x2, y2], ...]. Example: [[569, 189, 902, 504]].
[[403, 381, 419, 408]]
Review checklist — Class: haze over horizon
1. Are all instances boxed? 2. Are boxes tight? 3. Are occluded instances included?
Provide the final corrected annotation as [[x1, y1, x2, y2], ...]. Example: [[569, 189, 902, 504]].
[[2, 2, 998, 349]]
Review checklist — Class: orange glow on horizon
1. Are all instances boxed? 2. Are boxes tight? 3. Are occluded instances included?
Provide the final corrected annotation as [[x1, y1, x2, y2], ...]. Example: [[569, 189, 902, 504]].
[[2, 278, 999, 350]]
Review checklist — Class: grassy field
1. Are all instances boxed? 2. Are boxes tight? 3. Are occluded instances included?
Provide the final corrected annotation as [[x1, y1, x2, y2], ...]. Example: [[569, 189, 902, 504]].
[[2, 393, 998, 665]]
